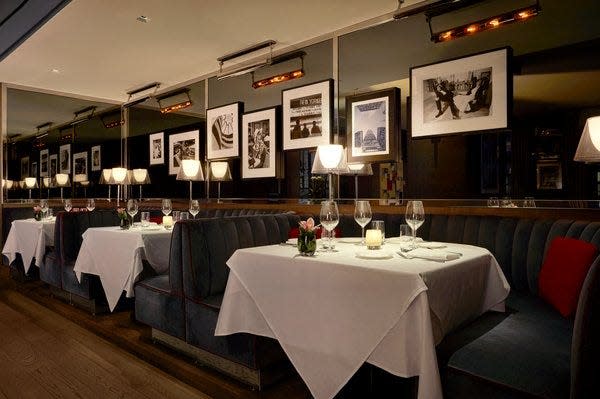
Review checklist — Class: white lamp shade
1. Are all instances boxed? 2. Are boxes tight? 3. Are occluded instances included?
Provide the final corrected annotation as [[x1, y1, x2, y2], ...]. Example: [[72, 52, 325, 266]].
[[43, 177, 52, 187], [3, 179, 13, 189], [210, 161, 232, 181], [177, 159, 204, 181], [311, 144, 347, 174], [73, 173, 88, 183], [111, 167, 129, 184], [343, 162, 373, 176], [80, 180, 90, 186], [55, 173, 70, 186], [100, 168, 112, 184], [24, 177, 38, 188], [574, 116, 600, 162], [132, 168, 150, 184]]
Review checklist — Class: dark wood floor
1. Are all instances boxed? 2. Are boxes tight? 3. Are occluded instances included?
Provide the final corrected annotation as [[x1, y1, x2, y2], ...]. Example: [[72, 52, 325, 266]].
[[0, 267, 416, 399]]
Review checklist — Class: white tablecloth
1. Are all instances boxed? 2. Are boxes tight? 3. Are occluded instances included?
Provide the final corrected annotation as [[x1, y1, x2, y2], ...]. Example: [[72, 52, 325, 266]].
[[215, 241, 510, 399], [73, 226, 172, 311], [2, 218, 55, 273]]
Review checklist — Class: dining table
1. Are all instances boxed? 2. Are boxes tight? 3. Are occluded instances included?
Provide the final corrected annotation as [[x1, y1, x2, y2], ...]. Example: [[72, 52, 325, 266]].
[[73, 224, 172, 311], [2, 217, 56, 273], [215, 238, 510, 399]]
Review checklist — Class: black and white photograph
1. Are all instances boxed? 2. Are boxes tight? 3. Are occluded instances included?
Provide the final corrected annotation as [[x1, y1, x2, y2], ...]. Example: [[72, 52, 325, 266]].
[[283, 79, 332, 150], [73, 152, 87, 176], [410, 47, 510, 138], [242, 107, 278, 179], [91, 145, 101, 171], [346, 87, 400, 163], [207, 102, 241, 160], [59, 144, 71, 174], [40, 149, 49, 177], [49, 154, 57, 177], [536, 160, 563, 190], [20, 157, 29, 179], [168, 130, 199, 175], [149, 132, 164, 165], [31, 162, 38, 178]]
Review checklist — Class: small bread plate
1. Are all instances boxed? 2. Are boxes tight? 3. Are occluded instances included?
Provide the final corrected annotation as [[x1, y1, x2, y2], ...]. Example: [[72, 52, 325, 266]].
[[338, 237, 363, 244], [355, 250, 394, 260]]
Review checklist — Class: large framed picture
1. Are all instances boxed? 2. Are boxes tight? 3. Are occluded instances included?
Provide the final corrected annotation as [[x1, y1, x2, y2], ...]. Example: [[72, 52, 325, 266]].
[[410, 47, 511, 138], [242, 107, 279, 179], [49, 154, 57, 177], [168, 130, 199, 175], [346, 87, 400, 163], [282, 79, 333, 150], [31, 162, 38, 178], [40, 149, 49, 177], [536, 160, 563, 190], [21, 157, 29, 179], [59, 143, 71, 174], [149, 132, 164, 165], [91, 145, 101, 171], [206, 102, 242, 160], [73, 151, 87, 176]]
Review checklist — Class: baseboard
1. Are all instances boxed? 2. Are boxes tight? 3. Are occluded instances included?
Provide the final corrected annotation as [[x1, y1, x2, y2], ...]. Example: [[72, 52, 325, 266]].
[[49, 286, 109, 315]]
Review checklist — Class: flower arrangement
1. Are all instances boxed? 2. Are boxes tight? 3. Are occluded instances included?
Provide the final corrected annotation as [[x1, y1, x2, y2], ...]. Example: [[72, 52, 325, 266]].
[[33, 206, 42, 221], [298, 217, 319, 256], [117, 208, 130, 229]]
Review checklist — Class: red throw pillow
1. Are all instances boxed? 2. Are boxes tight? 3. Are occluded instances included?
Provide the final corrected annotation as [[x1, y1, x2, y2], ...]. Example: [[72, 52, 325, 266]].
[[538, 237, 598, 317], [288, 227, 300, 239]]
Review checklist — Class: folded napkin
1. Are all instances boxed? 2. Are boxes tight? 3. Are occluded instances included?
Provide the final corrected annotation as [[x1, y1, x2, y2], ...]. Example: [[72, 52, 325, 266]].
[[397, 248, 461, 262], [418, 241, 447, 249]]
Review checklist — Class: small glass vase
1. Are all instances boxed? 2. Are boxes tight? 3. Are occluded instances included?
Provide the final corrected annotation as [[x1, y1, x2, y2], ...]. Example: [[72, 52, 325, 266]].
[[34, 212, 42, 221], [297, 232, 317, 256], [120, 217, 130, 230]]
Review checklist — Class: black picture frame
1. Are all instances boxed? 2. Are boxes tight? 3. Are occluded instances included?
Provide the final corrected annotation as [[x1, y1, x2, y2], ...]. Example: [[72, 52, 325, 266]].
[[206, 102, 243, 160]]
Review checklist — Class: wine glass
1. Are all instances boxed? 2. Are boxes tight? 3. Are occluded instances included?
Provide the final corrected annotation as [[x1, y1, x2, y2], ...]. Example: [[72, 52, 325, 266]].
[[86, 198, 95, 212], [189, 199, 200, 219], [354, 200, 372, 245], [64, 199, 72, 212], [320, 200, 339, 252], [162, 199, 172, 216], [39, 199, 49, 219], [127, 199, 139, 222], [405, 200, 425, 249]]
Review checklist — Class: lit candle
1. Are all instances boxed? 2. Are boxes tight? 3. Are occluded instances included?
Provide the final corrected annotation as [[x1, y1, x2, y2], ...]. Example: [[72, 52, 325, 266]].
[[365, 229, 382, 249], [162, 215, 173, 229]]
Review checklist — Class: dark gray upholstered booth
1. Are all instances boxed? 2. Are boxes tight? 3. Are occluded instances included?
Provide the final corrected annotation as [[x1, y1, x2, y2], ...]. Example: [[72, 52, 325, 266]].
[[134, 213, 300, 388], [42, 210, 119, 313]]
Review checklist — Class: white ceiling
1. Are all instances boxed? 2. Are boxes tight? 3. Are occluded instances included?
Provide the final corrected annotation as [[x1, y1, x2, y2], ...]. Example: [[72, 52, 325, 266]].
[[0, 0, 415, 103]]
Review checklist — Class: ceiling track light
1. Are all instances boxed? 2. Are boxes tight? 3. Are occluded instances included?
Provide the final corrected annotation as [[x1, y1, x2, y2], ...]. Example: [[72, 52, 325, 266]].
[[71, 105, 97, 126], [100, 109, 124, 128], [216, 40, 276, 80], [123, 81, 161, 108], [252, 51, 306, 89], [430, 2, 541, 43], [156, 88, 193, 114]]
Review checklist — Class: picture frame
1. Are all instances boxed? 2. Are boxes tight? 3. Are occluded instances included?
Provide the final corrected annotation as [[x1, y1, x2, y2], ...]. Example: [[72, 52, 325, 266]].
[[282, 79, 333, 151], [59, 143, 71, 174], [20, 156, 29, 179], [242, 107, 279, 179], [31, 161, 38, 178], [206, 102, 242, 160], [536, 160, 563, 190], [91, 145, 101, 171], [73, 151, 88, 176], [168, 130, 199, 175], [346, 87, 400, 163], [410, 47, 511, 139], [49, 154, 57, 177], [149, 132, 164, 165], [40, 149, 49, 177]]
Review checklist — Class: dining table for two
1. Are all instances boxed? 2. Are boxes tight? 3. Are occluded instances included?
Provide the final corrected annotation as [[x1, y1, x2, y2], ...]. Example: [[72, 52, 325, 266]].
[[2, 217, 56, 273]]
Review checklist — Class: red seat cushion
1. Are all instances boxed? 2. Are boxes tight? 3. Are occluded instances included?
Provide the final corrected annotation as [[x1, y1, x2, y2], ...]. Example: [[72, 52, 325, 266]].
[[538, 237, 598, 317], [288, 227, 342, 239]]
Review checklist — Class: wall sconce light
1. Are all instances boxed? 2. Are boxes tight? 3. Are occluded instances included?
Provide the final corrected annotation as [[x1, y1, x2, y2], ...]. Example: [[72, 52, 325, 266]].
[[156, 89, 192, 114], [176, 159, 204, 201], [311, 144, 347, 200], [252, 50, 306, 89], [431, 2, 540, 43], [100, 109, 124, 129], [131, 168, 151, 200], [210, 161, 232, 203], [54, 173, 70, 200]]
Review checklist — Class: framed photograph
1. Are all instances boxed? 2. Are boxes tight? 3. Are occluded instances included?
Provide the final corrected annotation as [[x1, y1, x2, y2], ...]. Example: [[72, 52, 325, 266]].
[[206, 102, 242, 160], [282, 79, 333, 151], [59, 144, 71, 174], [40, 149, 49, 177], [536, 160, 563, 190], [242, 107, 279, 179], [168, 130, 199, 175], [410, 47, 511, 138], [20, 156, 29, 179], [31, 162, 38, 178], [73, 152, 88, 176], [346, 87, 400, 163], [91, 145, 101, 171], [49, 154, 57, 177], [149, 132, 164, 165]]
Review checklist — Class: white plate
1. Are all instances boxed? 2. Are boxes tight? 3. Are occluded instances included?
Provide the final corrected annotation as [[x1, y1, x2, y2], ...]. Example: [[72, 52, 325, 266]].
[[286, 238, 298, 245], [387, 236, 423, 244], [419, 242, 447, 249], [338, 237, 362, 244], [355, 250, 394, 260]]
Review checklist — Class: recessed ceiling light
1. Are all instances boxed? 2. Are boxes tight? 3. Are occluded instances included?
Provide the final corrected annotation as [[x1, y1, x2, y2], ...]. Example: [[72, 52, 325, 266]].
[[51, 68, 60, 74], [136, 15, 150, 23]]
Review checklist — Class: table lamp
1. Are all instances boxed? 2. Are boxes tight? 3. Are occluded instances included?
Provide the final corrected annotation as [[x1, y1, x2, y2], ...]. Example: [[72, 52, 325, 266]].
[[210, 161, 231, 203], [131, 168, 151, 200], [341, 162, 373, 200], [311, 144, 346, 200], [24, 177, 38, 200], [55, 173, 70, 200], [73, 173, 88, 198], [42, 177, 52, 198], [176, 160, 204, 201], [574, 116, 600, 199], [99, 169, 113, 201], [110, 167, 130, 206]]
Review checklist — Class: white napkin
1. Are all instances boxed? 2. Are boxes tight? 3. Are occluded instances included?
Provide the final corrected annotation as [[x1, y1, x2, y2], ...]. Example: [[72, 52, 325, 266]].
[[418, 242, 447, 249], [397, 248, 461, 262]]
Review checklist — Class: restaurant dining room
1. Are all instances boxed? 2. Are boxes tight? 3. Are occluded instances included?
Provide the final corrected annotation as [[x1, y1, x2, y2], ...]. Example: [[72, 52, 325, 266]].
[[2, 0, 600, 398]]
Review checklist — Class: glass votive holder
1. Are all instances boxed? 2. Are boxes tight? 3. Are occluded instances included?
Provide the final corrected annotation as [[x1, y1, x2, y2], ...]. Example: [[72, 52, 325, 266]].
[[172, 210, 181, 222], [487, 197, 499, 207], [523, 197, 536, 208], [371, 220, 385, 243], [399, 224, 411, 239], [365, 229, 382, 250], [179, 211, 189, 220], [162, 215, 173, 229], [141, 211, 150, 227]]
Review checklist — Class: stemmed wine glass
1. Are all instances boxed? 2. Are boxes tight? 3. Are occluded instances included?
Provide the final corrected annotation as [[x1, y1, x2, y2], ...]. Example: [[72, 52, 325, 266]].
[[39, 199, 49, 219], [127, 199, 138, 223], [86, 198, 95, 212], [64, 199, 72, 212], [162, 199, 172, 216], [189, 200, 200, 219], [354, 200, 372, 245], [320, 200, 339, 252], [405, 200, 425, 249]]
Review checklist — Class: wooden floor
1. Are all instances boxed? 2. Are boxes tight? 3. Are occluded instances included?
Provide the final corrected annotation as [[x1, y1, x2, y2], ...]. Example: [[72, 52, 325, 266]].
[[0, 267, 415, 399]]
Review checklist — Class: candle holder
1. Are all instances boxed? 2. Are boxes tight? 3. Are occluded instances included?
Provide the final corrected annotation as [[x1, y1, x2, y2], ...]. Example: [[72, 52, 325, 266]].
[[365, 229, 382, 250]]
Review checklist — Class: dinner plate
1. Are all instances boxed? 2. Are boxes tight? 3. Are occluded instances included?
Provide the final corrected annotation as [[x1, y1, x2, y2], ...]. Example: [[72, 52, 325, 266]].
[[355, 250, 394, 260], [286, 238, 298, 245], [338, 237, 362, 244]]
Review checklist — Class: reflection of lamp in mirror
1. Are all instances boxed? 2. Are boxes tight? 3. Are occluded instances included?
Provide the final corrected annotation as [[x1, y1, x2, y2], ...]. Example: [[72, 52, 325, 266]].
[[99, 169, 113, 201], [341, 162, 373, 200], [73, 173, 88, 198], [130, 168, 151, 200], [42, 177, 52, 198], [311, 144, 346, 200], [574, 116, 600, 199], [24, 177, 38, 200], [176, 160, 204, 201], [210, 161, 231, 203], [55, 173, 70, 200], [110, 167, 129, 206]]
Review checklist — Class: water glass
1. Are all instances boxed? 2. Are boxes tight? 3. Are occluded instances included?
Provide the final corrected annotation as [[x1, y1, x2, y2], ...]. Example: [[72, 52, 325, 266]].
[[501, 197, 513, 208], [354, 200, 372, 245], [523, 197, 536, 208], [189, 200, 200, 219], [46, 208, 53, 219], [399, 224, 411, 238], [405, 200, 425, 249], [487, 197, 499, 207], [141, 211, 150, 227], [64, 199, 72, 212], [371, 220, 385, 243], [127, 199, 138, 220], [320, 200, 339, 252], [172, 210, 181, 222], [40, 199, 49, 218], [86, 198, 95, 212], [179, 212, 189, 220], [162, 199, 172, 216]]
